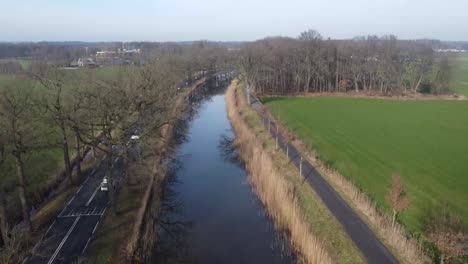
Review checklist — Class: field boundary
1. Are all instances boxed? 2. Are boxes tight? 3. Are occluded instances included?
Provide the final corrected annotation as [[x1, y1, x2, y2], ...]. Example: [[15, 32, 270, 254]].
[[245, 85, 400, 263], [227, 80, 337, 263], [258, 92, 466, 101], [253, 92, 432, 263]]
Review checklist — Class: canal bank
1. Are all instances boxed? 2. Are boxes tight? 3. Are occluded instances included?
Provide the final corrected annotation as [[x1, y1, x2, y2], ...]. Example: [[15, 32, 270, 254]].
[[153, 77, 295, 263], [226, 79, 367, 264]]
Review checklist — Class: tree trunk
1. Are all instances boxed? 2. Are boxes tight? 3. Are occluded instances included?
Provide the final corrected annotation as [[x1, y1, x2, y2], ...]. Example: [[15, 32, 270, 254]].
[[60, 125, 73, 185], [392, 210, 397, 229], [106, 139, 116, 214], [413, 74, 423, 93], [14, 154, 31, 231], [74, 131, 81, 180], [0, 192, 9, 245], [123, 143, 131, 185], [335, 69, 339, 91], [354, 77, 359, 93], [440, 254, 444, 264]]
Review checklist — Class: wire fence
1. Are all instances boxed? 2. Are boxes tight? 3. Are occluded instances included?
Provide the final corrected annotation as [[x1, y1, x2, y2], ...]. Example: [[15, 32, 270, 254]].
[[245, 88, 399, 264]]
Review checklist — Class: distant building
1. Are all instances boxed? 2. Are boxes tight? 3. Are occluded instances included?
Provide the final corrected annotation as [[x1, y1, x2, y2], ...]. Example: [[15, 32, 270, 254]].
[[434, 48, 467, 53], [95, 48, 141, 66], [70, 57, 97, 68]]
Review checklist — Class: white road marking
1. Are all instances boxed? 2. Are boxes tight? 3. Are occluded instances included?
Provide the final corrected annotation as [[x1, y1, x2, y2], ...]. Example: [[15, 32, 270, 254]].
[[30, 217, 54, 254], [100, 208, 106, 218], [47, 216, 81, 264], [92, 221, 100, 234], [45, 220, 56, 235], [81, 237, 92, 254], [58, 213, 103, 218], [85, 185, 101, 206]]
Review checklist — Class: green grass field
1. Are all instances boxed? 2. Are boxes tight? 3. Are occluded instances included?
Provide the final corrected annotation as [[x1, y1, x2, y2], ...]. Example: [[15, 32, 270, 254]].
[[450, 53, 468, 96], [0, 58, 31, 71], [263, 97, 468, 234]]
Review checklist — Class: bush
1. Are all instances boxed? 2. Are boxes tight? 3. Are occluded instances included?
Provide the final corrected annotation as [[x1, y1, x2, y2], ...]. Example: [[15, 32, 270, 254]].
[[419, 82, 432, 94]]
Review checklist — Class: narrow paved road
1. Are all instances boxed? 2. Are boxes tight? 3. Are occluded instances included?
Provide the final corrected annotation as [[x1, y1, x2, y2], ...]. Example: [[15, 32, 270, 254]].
[[25, 152, 124, 264], [248, 90, 399, 264]]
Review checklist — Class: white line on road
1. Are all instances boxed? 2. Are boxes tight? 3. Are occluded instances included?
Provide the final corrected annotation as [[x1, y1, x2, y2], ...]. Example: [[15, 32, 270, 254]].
[[92, 220, 100, 234], [45, 220, 56, 235], [100, 208, 106, 218], [85, 185, 101, 206], [47, 216, 81, 264], [81, 237, 92, 254]]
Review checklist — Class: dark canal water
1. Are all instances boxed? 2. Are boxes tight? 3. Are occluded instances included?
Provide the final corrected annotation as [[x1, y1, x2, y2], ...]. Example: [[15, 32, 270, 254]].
[[153, 78, 295, 264]]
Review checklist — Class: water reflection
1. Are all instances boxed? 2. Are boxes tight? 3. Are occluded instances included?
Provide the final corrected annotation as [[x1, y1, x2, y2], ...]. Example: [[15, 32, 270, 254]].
[[218, 133, 241, 165], [153, 76, 295, 264], [153, 167, 192, 264]]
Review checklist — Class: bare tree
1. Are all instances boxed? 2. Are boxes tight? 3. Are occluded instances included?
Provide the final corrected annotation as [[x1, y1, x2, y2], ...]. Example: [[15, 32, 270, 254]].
[[0, 85, 46, 231], [32, 65, 75, 185], [241, 33, 451, 96], [0, 188, 9, 245], [385, 174, 411, 229], [425, 207, 466, 264], [0, 130, 10, 245]]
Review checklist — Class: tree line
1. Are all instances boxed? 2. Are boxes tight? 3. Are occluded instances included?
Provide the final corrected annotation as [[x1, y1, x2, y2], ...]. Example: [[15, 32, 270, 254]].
[[241, 30, 451, 95], [0, 42, 233, 261]]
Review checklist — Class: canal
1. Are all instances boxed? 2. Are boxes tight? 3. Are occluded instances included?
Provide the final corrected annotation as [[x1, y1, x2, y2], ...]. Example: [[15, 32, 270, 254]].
[[153, 78, 295, 263]]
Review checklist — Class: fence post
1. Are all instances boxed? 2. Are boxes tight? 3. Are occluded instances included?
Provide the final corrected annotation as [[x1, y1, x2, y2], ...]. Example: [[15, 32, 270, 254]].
[[300, 156, 303, 177], [276, 126, 278, 149]]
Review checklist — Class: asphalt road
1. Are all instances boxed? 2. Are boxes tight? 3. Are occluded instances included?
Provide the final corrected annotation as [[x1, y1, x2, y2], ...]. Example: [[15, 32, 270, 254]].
[[248, 91, 399, 264], [25, 152, 124, 264]]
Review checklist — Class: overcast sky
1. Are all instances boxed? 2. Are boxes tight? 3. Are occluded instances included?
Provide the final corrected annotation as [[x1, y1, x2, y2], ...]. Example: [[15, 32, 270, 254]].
[[1, 0, 467, 42]]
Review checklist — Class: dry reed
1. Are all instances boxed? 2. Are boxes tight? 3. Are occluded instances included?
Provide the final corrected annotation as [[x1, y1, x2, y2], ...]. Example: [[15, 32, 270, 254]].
[[226, 80, 333, 264]]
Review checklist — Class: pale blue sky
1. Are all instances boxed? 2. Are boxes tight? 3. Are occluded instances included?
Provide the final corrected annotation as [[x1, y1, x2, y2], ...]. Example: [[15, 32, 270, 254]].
[[1, 0, 467, 41]]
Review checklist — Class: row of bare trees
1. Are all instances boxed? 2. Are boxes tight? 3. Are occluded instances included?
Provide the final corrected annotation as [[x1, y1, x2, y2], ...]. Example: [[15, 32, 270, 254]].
[[0, 42, 233, 256], [241, 30, 451, 95]]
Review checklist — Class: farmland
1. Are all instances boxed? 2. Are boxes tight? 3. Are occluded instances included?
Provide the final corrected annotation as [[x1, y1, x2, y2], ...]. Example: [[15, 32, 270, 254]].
[[263, 96, 468, 233]]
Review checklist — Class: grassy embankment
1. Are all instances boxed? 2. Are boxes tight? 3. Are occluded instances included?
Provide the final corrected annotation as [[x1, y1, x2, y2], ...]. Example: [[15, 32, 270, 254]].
[[85, 78, 207, 263], [450, 53, 468, 96], [227, 79, 365, 264]]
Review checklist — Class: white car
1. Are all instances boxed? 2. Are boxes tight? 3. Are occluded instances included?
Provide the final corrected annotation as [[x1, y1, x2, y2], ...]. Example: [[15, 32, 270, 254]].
[[130, 135, 140, 140], [100, 177, 108, 191]]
